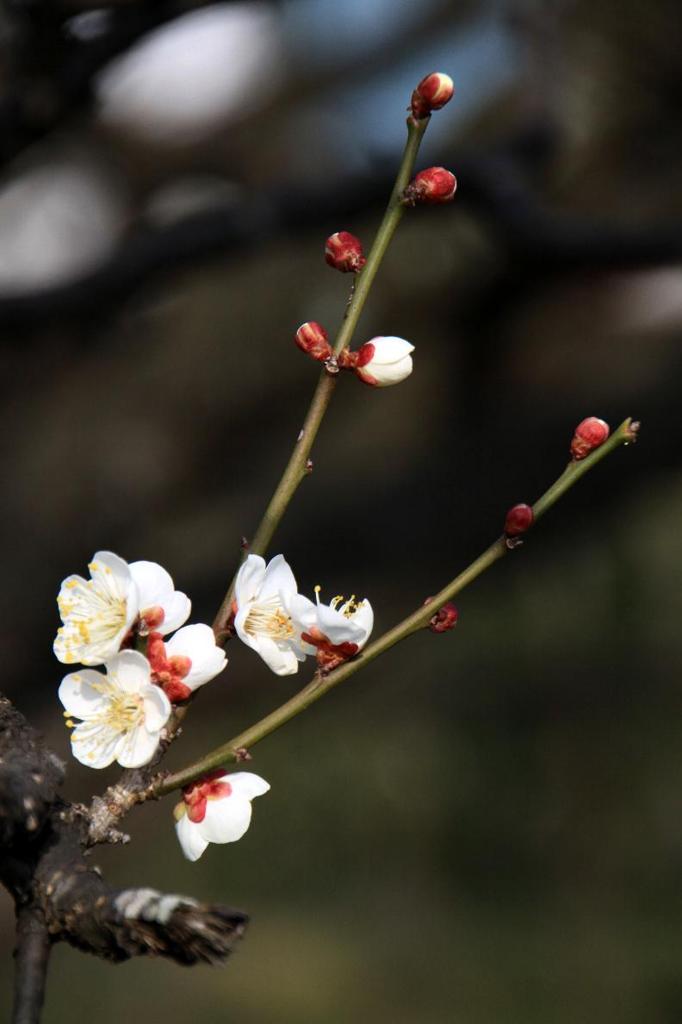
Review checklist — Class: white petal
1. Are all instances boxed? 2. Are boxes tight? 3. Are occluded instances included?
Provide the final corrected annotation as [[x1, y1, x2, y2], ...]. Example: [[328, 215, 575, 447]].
[[158, 591, 192, 634], [107, 650, 151, 692], [199, 794, 252, 844], [70, 722, 120, 769], [315, 604, 365, 645], [175, 812, 209, 862], [234, 554, 266, 606], [284, 592, 317, 631], [226, 772, 271, 800], [367, 336, 414, 362], [164, 624, 226, 688], [129, 560, 191, 631], [233, 604, 259, 650], [58, 670, 109, 718], [259, 554, 297, 601], [251, 636, 300, 676], [369, 356, 413, 386], [142, 685, 171, 731], [89, 551, 134, 602], [347, 600, 373, 645], [117, 725, 160, 768], [53, 624, 125, 667]]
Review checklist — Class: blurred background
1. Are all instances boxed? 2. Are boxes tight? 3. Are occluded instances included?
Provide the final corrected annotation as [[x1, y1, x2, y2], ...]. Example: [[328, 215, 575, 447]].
[[0, 0, 681, 1021]]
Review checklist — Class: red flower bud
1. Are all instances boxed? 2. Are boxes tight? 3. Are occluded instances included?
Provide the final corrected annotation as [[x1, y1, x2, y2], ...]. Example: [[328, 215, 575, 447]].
[[411, 72, 455, 119], [570, 417, 610, 460], [295, 321, 332, 362], [424, 598, 459, 633], [504, 503, 534, 537], [403, 167, 457, 206], [325, 231, 366, 273]]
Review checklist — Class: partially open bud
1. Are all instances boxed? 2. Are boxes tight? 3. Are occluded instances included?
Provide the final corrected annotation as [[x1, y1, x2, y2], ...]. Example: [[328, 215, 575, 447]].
[[411, 72, 455, 119], [325, 231, 366, 273], [425, 599, 459, 634], [295, 321, 332, 362], [504, 503, 534, 538], [355, 336, 414, 387], [570, 417, 610, 460], [403, 167, 457, 206]]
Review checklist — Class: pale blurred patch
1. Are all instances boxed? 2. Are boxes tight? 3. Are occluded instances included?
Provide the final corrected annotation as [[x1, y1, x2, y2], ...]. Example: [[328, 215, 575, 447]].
[[95, 3, 285, 145], [0, 151, 125, 294]]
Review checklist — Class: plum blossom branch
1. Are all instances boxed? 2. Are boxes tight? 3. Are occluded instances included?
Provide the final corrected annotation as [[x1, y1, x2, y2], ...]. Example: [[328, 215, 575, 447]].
[[156, 417, 639, 797], [211, 113, 433, 638]]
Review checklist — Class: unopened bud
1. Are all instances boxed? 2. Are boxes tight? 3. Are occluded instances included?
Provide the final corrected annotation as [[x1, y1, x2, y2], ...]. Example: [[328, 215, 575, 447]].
[[295, 321, 332, 362], [411, 72, 454, 119], [355, 336, 414, 387], [570, 417, 610, 460], [424, 598, 459, 633], [504, 503, 534, 538], [325, 231, 366, 273], [403, 167, 457, 206]]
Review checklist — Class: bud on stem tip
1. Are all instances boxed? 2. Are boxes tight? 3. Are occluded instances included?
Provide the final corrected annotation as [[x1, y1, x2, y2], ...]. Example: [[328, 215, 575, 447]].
[[411, 72, 455, 119]]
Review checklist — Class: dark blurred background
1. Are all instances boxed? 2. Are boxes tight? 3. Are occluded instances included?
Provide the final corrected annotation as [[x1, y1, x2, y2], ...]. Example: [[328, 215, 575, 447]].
[[1, 1, 681, 1021]]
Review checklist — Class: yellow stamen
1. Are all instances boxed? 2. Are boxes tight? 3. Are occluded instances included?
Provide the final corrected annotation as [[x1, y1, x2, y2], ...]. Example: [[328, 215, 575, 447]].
[[244, 596, 295, 640]]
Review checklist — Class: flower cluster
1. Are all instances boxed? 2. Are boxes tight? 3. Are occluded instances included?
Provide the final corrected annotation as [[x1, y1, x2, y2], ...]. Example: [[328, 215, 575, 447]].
[[53, 550, 371, 858], [233, 554, 373, 675], [55, 552, 227, 769]]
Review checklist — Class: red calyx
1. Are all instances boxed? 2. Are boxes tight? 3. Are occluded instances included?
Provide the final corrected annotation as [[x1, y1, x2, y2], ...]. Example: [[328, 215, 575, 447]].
[[302, 628, 359, 673], [295, 321, 333, 362], [147, 630, 192, 703], [139, 604, 165, 631], [325, 231, 366, 273], [570, 417, 610, 460], [182, 774, 232, 823], [337, 348, 359, 371]]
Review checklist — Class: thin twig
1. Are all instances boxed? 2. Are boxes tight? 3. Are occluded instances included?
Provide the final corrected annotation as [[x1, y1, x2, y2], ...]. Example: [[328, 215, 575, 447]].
[[157, 418, 639, 796], [211, 114, 432, 637]]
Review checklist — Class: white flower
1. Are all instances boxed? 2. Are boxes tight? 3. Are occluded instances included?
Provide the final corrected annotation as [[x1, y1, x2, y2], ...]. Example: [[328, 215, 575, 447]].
[[288, 587, 374, 671], [58, 650, 171, 769], [233, 554, 313, 675], [174, 771, 270, 862], [54, 551, 191, 666], [355, 336, 414, 387], [147, 623, 227, 702]]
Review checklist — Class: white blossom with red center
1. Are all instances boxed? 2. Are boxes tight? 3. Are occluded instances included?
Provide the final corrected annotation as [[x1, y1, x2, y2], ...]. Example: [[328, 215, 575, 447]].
[[54, 551, 191, 666], [147, 624, 227, 702], [233, 554, 314, 675], [354, 336, 414, 387], [174, 771, 270, 861], [287, 587, 374, 672], [58, 650, 171, 768]]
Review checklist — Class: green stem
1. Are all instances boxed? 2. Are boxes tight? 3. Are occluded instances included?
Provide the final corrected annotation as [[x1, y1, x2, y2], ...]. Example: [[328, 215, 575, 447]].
[[332, 116, 429, 356], [158, 418, 637, 796], [212, 115, 431, 638]]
